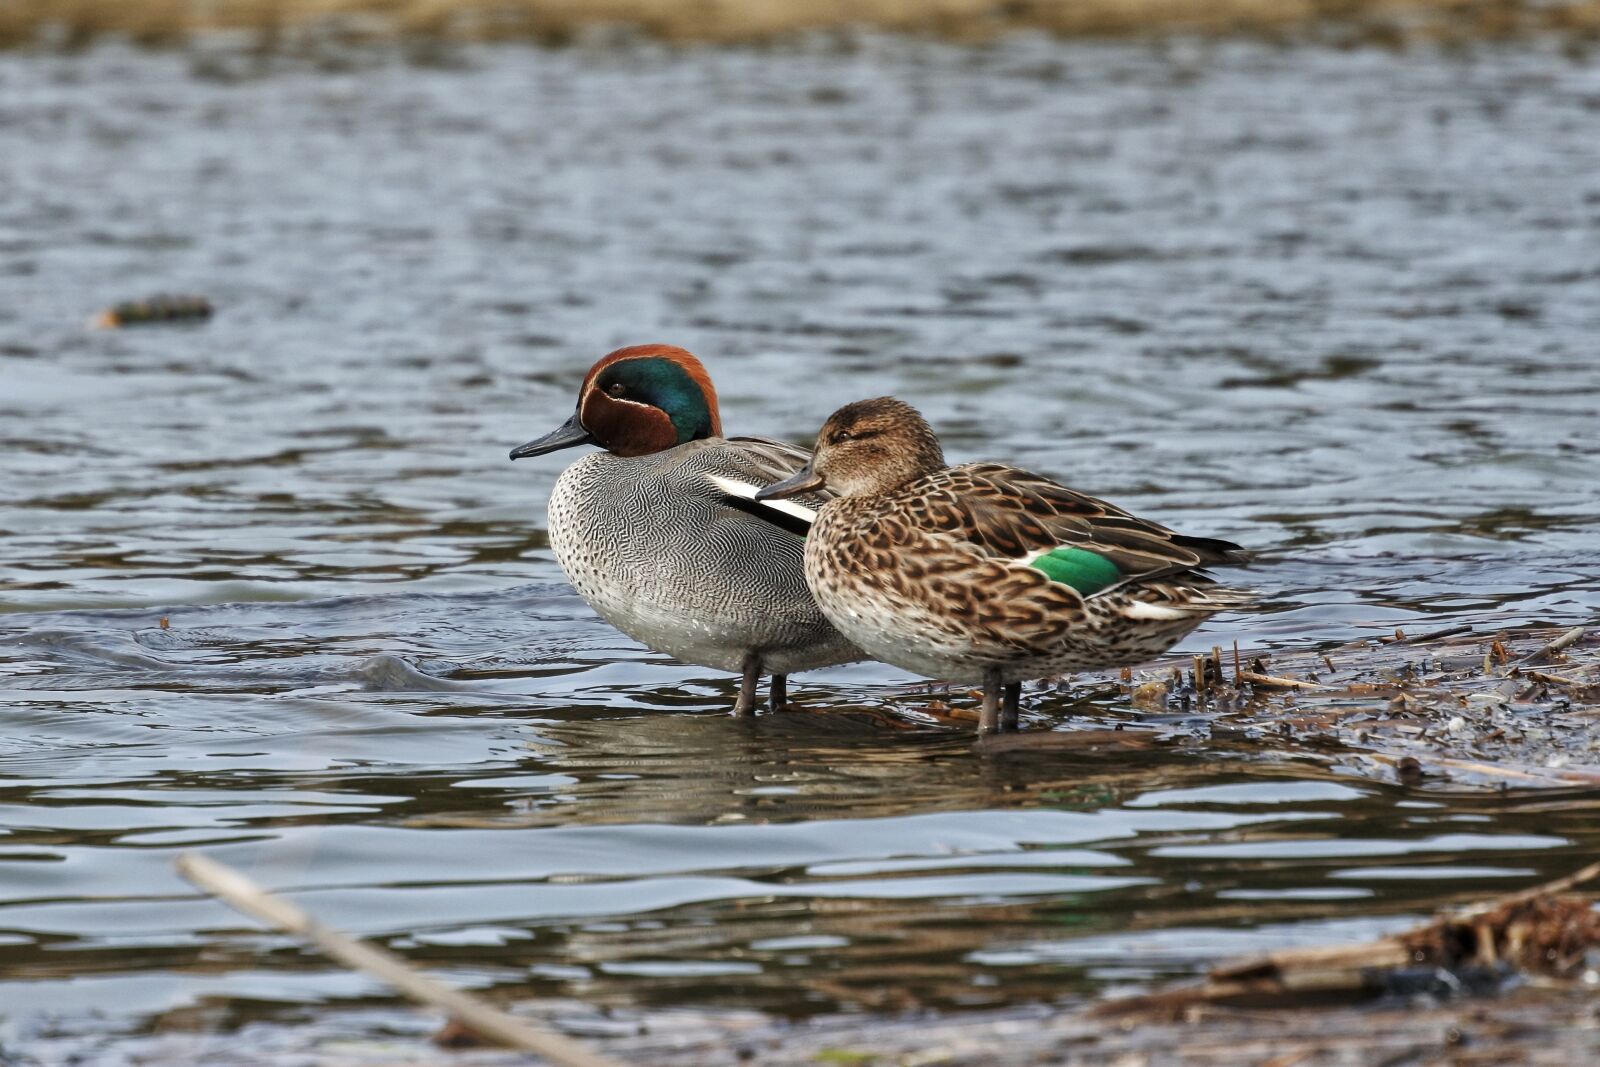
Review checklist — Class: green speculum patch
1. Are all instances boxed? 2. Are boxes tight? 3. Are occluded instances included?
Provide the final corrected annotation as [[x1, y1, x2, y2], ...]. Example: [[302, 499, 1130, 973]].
[[1029, 546, 1122, 596]]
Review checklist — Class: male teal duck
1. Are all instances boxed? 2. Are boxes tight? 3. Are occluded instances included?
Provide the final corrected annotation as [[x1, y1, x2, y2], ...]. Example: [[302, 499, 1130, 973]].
[[510, 344, 860, 714], [752, 397, 1252, 733]]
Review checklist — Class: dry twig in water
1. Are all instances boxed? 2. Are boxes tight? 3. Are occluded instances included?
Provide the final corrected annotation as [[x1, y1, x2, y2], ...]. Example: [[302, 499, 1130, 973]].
[[1519, 626, 1586, 665], [175, 853, 624, 1067], [1237, 670, 1335, 691]]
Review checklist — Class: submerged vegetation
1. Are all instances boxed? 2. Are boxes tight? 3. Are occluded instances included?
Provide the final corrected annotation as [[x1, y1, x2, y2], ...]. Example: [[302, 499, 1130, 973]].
[[6, 0, 1600, 49]]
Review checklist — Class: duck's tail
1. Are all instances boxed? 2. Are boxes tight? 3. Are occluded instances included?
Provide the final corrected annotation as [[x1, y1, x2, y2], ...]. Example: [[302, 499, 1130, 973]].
[[1108, 578, 1257, 622]]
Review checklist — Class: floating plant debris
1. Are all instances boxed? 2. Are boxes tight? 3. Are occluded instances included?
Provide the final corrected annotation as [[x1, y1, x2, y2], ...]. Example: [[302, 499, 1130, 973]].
[[92, 295, 213, 329]]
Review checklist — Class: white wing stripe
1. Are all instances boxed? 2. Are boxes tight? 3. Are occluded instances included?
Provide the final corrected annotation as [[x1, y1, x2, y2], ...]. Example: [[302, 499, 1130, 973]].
[[1121, 601, 1194, 620], [707, 474, 819, 524]]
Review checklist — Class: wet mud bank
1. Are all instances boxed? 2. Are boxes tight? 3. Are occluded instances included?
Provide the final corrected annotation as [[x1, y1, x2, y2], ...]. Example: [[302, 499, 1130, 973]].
[[8, 0, 1600, 52]]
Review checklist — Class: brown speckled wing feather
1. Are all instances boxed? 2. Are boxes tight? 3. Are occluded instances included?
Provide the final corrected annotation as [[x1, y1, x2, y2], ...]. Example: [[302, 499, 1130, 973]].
[[907, 462, 1247, 581]]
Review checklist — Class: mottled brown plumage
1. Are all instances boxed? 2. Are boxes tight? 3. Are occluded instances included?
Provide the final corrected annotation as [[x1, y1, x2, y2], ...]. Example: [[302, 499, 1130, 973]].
[[757, 397, 1253, 733]]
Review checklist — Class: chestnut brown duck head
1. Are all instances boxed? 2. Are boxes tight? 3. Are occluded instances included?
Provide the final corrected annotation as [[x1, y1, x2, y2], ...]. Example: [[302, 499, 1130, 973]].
[[510, 344, 722, 461]]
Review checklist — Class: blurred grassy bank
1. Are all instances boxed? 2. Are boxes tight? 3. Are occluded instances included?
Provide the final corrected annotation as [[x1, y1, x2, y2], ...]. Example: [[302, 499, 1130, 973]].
[[5, 0, 1600, 49]]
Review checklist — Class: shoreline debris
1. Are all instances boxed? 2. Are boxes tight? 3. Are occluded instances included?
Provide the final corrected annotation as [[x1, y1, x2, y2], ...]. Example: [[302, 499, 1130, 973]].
[[1519, 625, 1587, 666], [1098, 859, 1600, 1017], [1083, 620, 1600, 790]]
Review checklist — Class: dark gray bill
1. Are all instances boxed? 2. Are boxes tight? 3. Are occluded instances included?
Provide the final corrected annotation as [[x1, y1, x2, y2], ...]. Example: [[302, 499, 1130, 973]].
[[509, 412, 594, 460], [754, 461, 824, 500]]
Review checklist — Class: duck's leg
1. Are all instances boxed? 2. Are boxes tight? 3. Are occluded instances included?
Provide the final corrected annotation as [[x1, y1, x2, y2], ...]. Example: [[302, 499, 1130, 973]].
[[770, 673, 789, 710], [734, 653, 762, 717], [978, 668, 1002, 733], [1001, 682, 1021, 731]]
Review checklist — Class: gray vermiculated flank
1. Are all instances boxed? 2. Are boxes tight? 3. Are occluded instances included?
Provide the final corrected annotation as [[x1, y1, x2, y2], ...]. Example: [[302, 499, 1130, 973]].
[[546, 436, 861, 676]]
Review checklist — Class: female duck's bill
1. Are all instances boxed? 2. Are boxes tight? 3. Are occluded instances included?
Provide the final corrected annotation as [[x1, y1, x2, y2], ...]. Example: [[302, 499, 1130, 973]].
[[753, 459, 823, 501]]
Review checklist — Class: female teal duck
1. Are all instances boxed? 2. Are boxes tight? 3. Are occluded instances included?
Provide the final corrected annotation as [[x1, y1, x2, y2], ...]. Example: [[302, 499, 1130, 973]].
[[753, 397, 1252, 733], [510, 344, 859, 714]]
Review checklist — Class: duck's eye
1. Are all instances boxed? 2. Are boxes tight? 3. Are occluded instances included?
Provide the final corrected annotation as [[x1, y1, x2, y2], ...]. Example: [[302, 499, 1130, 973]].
[[607, 383, 627, 398], [830, 430, 853, 444]]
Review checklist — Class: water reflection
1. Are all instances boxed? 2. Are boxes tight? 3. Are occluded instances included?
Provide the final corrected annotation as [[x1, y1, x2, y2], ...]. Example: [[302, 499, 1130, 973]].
[[1, 590, 1594, 1022]]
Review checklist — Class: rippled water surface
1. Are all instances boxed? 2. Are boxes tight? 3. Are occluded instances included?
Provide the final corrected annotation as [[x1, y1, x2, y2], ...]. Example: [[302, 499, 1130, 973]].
[[2, 34, 1600, 1051]]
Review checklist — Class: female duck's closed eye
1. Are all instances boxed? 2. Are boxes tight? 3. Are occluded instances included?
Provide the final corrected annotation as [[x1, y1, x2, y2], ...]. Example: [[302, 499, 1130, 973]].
[[509, 344, 861, 715], [756, 396, 1253, 733]]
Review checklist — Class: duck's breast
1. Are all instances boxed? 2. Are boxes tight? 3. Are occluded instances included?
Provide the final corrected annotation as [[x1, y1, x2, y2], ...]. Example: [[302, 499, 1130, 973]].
[[545, 440, 852, 674]]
